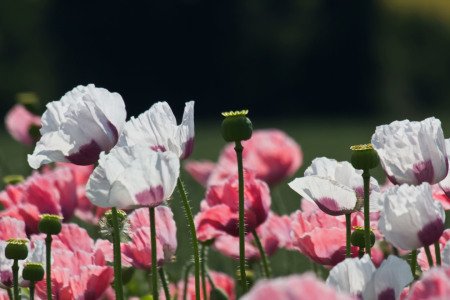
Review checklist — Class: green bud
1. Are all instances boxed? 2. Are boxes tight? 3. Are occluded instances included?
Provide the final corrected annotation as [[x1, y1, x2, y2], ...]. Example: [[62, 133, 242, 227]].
[[22, 263, 45, 281], [351, 226, 375, 248], [17, 92, 40, 115], [350, 144, 379, 170], [5, 239, 29, 260], [221, 110, 253, 142], [210, 287, 229, 300], [38, 214, 63, 235], [3, 175, 25, 185]]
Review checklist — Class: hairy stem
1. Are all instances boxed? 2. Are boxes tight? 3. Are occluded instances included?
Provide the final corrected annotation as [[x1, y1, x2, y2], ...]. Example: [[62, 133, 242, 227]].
[[362, 169, 371, 257], [410, 249, 417, 280], [201, 244, 208, 300], [159, 267, 171, 300], [111, 207, 124, 300], [424, 245, 434, 268], [45, 234, 53, 300], [177, 178, 201, 300], [149, 207, 159, 300], [345, 213, 351, 258], [12, 259, 19, 300]]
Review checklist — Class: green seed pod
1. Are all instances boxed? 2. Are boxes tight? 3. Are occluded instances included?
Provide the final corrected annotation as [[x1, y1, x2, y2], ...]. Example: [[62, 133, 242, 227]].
[[210, 287, 229, 300], [38, 214, 63, 235], [350, 144, 380, 170], [5, 239, 29, 260], [221, 110, 253, 142], [17, 92, 40, 115], [22, 263, 45, 281], [351, 226, 375, 248]]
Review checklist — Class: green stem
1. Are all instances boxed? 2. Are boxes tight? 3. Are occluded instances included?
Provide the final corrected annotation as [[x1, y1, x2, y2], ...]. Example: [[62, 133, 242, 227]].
[[149, 207, 159, 300], [410, 249, 417, 280], [177, 178, 201, 300], [183, 262, 194, 300], [235, 141, 248, 293], [345, 214, 351, 258], [201, 244, 208, 300], [206, 271, 216, 289], [159, 267, 171, 300], [393, 247, 399, 256], [45, 234, 52, 300], [7, 288, 12, 300], [435, 241, 442, 266], [358, 248, 365, 258], [12, 259, 19, 300], [424, 245, 434, 268], [111, 207, 124, 300], [311, 261, 320, 277], [252, 230, 271, 278], [30, 281, 35, 300], [362, 169, 371, 257]]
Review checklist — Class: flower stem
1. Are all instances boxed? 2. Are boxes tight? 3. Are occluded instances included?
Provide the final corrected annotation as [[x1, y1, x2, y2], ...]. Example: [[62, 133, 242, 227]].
[[111, 207, 124, 300], [362, 169, 371, 257], [149, 207, 159, 300], [30, 281, 35, 300], [235, 141, 248, 293], [410, 249, 417, 280], [345, 214, 351, 258], [45, 234, 53, 300], [12, 259, 19, 300], [7, 288, 12, 300], [177, 178, 200, 300], [252, 230, 271, 278], [201, 244, 208, 300], [435, 241, 442, 266], [183, 262, 194, 300], [424, 245, 434, 268], [159, 267, 170, 300]]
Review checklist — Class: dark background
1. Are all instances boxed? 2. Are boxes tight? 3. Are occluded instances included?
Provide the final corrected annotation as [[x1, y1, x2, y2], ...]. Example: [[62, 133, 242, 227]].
[[2, 0, 450, 121]]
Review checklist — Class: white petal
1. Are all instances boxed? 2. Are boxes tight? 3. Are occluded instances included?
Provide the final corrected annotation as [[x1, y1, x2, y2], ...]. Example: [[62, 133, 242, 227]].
[[362, 255, 413, 300], [442, 240, 450, 266], [289, 176, 357, 215], [326, 255, 375, 296]]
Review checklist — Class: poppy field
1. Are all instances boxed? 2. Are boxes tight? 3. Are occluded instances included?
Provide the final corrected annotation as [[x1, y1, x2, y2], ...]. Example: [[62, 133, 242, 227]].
[[1, 86, 450, 300]]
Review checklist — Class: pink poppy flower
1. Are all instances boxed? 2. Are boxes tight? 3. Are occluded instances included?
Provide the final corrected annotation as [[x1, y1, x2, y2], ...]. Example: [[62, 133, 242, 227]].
[[120, 206, 177, 269], [377, 183, 445, 250], [195, 169, 271, 241], [161, 271, 235, 300], [418, 229, 450, 272], [28, 84, 126, 168], [241, 274, 354, 300], [32, 223, 113, 299], [117, 101, 195, 160], [5, 104, 41, 146], [406, 266, 450, 300], [0, 167, 78, 234], [0, 217, 27, 240], [184, 160, 216, 187], [86, 145, 179, 209], [212, 212, 292, 260], [186, 129, 302, 187], [371, 117, 448, 185]]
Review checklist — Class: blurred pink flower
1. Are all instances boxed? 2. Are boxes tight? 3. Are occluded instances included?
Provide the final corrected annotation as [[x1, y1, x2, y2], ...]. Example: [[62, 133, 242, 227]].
[[86, 145, 179, 209], [0, 217, 27, 240], [5, 104, 41, 145], [161, 271, 235, 300], [371, 117, 448, 185], [212, 212, 292, 260], [0, 167, 78, 234], [186, 129, 302, 187], [32, 224, 113, 299], [241, 274, 354, 300], [195, 169, 271, 241], [28, 84, 126, 168], [119, 206, 177, 269], [406, 266, 450, 300], [117, 101, 195, 160], [418, 229, 450, 272]]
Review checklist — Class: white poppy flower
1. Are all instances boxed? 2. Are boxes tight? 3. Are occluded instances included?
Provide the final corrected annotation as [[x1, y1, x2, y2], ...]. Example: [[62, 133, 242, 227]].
[[117, 101, 194, 160], [442, 240, 450, 266], [305, 157, 380, 199], [326, 255, 375, 296], [288, 176, 358, 215], [86, 145, 180, 208], [28, 84, 126, 168], [362, 255, 413, 300], [371, 117, 448, 185], [378, 183, 445, 250], [438, 139, 450, 197]]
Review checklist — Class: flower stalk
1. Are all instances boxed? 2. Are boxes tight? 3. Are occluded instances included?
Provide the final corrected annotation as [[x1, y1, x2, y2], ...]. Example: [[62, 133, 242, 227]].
[[236, 141, 248, 292], [149, 207, 159, 300], [410, 249, 418, 280], [424, 245, 434, 268], [345, 214, 351, 258], [201, 244, 208, 300], [252, 230, 271, 278], [111, 207, 124, 300], [435, 241, 442, 266], [159, 267, 171, 300], [177, 178, 201, 300]]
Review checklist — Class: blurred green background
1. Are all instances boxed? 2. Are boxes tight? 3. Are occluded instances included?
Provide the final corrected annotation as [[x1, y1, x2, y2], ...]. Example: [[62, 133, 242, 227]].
[[2, 0, 450, 297]]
